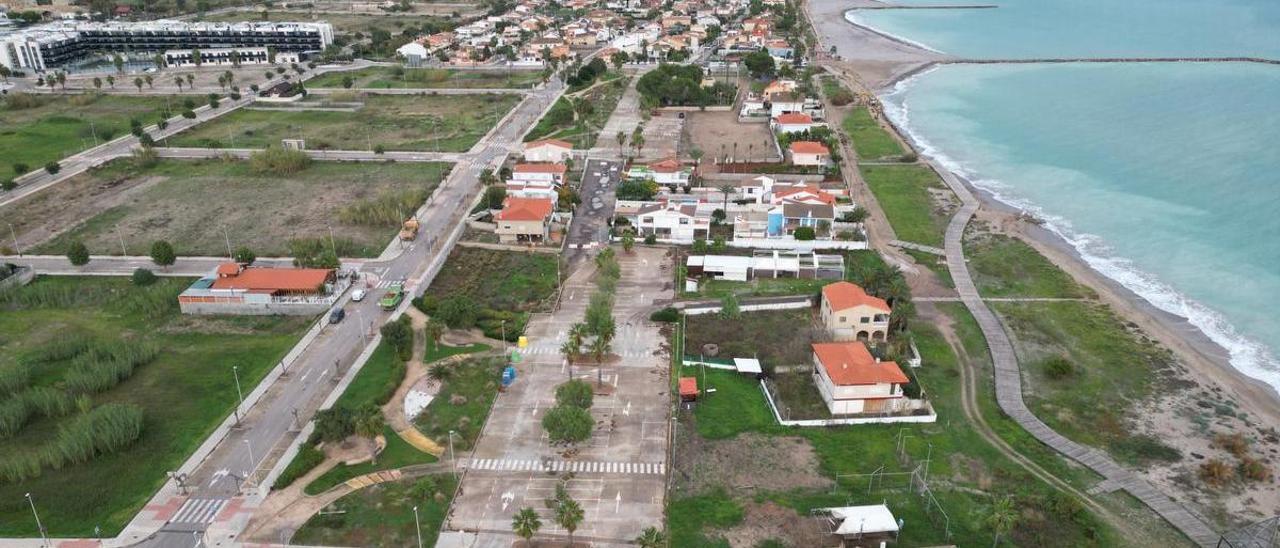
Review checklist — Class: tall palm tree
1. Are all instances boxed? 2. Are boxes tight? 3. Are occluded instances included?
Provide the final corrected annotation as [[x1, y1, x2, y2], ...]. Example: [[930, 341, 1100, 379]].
[[616, 131, 626, 149], [144, 74, 153, 89], [635, 526, 666, 548], [555, 498, 584, 547], [986, 495, 1017, 547], [425, 319, 446, 353], [354, 408, 385, 464], [174, 76, 183, 91], [590, 336, 610, 387], [512, 507, 541, 544], [560, 339, 578, 379], [718, 184, 734, 211]]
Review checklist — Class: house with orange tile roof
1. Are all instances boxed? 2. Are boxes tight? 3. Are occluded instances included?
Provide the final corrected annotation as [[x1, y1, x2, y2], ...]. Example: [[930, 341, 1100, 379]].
[[495, 196, 556, 244], [811, 341, 910, 415], [788, 141, 831, 167], [523, 139, 574, 163], [178, 263, 340, 315], [821, 281, 891, 341], [772, 112, 816, 134]]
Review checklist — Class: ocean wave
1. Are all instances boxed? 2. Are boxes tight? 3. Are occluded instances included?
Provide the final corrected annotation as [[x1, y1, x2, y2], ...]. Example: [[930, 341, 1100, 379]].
[[843, 11, 947, 54], [880, 73, 1280, 392]]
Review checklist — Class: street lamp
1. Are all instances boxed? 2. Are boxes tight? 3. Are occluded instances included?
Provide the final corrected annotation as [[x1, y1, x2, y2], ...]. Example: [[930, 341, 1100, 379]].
[[232, 365, 244, 427], [25, 493, 47, 548], [413, 505, 423, 548], [447, 430, 457, 479], [500, 320, 507, 357], [8, 222, 20, 256]]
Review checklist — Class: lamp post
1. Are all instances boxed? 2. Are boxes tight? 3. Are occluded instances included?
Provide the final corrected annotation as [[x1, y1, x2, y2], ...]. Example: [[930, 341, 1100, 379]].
[[8, 222, 20, 256], [25, 493, 47, 548], [501, 319, 507, 358], [413, 505, 423, 548], [232, 365, 244, 427], [447, 430, 457, 479]]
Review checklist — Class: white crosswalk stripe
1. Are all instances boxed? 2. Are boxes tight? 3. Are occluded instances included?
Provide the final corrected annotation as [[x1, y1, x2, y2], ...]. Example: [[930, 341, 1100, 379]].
[[170, 497, 228, 525], [461, 458, 665, 476]]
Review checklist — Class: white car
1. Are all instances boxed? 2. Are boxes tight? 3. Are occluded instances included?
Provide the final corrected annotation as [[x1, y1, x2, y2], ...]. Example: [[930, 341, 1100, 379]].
[[351, 288, 367, 302]]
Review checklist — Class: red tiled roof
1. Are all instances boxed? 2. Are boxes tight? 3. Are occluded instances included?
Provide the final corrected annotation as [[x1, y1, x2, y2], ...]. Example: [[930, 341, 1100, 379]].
[[514, 162, 567, 174], [216, 262, 241, 276], [812, 342, 908, 386], [822, 281, 890, 313], [649, 158, 682, 173], [211, 265, 333, 293], [496, 196, 555, 222], [774, 112, 812, 124], [679, 377, 698, 397], [789, 141, 829, 155], [526, 138, 573, 150]]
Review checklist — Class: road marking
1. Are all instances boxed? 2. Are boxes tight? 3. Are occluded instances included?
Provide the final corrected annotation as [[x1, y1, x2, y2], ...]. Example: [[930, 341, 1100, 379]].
[[462, 458, 665, 476], [170, 497, 228, 525]]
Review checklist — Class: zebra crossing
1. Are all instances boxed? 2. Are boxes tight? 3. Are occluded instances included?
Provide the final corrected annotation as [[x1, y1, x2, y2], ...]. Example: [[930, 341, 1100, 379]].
[[519, 345, 653, 360], [169, 497, 228, 525], [463, 458, 665, 475]]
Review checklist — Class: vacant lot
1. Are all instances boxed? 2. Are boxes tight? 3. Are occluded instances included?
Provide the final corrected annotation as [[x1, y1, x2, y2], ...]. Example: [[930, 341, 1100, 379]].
[[10, 159, 447, 257], [843, 107, 906, 161], [525, 77, 627, 149], [294, 474, 457, 547], [681, 110, 779, 169], [417, 247, 558, 340], [308, 67, 542, 89], [413, 356, 504, 450], [0, 277, 308, 536], [168, 93, 520, 152], [860, 164, 954, 247], [964, 229, 1092, 299], [0, 93, 184, 176], [684, 308, 821, 368]]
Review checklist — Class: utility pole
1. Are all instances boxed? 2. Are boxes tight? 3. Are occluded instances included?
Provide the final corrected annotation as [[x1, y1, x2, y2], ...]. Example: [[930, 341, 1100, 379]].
[[223, 226, 233, 260], [448, 430, 457, 479], [413, 506, 423, 548], [116, 225, 127, 256], [8, 223, 21, 256], [232, 365, 244, 427]]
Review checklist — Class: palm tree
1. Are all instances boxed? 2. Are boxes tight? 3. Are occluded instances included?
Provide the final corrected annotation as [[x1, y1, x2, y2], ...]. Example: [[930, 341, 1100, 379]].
[[185, 74, 194, 88], [616, 130, 626, 149], [425, 319, 446, 353], [555, 497, 584, 547], [512, 507, 541, 544], [174, 76, 184, 91], [133, 77, 144, 92], [144, 75, 153, 89], [93, 77, 102, 90], [590, 335, 610, 387], [987, 495, 1017, 547], [55, 71, 66, 91], [560, 339, 578, 375], [635, 526, 665, 548], [718, 184, 734, 211], [354, 407, 386, 465], [747, 142, 754, 162], [106, 75, 115, 89]]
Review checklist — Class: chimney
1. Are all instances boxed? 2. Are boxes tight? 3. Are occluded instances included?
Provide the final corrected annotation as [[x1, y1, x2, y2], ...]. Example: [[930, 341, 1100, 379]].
[[875, 357, 880, 363]]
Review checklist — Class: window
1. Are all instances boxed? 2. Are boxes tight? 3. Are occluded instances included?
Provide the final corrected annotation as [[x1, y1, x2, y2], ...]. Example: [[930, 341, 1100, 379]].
[[860, 317, 869, 324]]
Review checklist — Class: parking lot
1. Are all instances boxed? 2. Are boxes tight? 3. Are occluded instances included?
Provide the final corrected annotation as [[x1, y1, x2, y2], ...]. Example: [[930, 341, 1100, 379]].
[[446, 246, 673, 545]]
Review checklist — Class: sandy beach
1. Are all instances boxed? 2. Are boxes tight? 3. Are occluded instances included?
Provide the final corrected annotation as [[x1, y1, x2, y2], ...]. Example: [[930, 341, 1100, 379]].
[[803, 0, 1280, 529]]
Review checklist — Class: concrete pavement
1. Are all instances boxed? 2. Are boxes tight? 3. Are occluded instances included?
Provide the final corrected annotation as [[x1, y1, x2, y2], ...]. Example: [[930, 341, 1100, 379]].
[[154, 147, 465, 163], [0, 254, 297, 276]]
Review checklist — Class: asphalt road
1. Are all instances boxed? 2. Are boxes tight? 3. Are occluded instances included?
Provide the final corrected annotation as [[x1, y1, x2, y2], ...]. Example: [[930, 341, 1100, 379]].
[[565, 159, 624, 266], [127, 77, 566, 548]]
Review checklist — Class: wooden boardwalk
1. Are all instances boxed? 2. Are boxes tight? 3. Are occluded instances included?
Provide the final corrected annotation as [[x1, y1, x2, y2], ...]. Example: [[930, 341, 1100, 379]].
[[930, 164, 1220, 547]]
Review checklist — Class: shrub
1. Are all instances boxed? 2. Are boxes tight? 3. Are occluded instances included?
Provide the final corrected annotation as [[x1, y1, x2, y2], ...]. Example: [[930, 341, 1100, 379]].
[[44, 161, 61, 175], [644, 234, 656, 245], [0, 397, 32, 439], [555, 380, 593, 409], [249, 147, 311, 175], [1, 179, 14, 191], [436, 294, 478, 328], [649, 307, 679, 323], [63, 342, 160, 394], [131, 268, 158, 286], [274, 444, 324, 490], [1199, 458, 1235, 487], [793, 226, 816, 241], [233, 247, 257, 264], [1042, 356, 1075, 380], [45, 403, 144, 468], [1213, 433, 1249, 458], [313, 407, 356, 443], [24, 386, 74, 418], [150, 240, 176, 267], [380, 316, 415, 362], [12, 163, 29, 175], [542, 405, 592, 443], [1241, 456, 1273, 483], [66, 240, 90, 266]]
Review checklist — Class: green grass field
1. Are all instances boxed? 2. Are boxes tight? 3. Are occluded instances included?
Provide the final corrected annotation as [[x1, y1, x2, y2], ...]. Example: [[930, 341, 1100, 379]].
[[18, 159, 448, 258], [964, 230, 1092, 298], [293, 474, 458, 547], [524, 77, 628, 148], [0, 93, 187, 176], [843, 107, 906, 161], [200, 10, 459, 36], [167, 93, 519, 152], [684, 277, 827, 300], [307, 67, 542, 89], [419, 247, 559, 340], [861, 164, 952, 247], [0, 277, 309, 536], [414, 356, 504, 451]]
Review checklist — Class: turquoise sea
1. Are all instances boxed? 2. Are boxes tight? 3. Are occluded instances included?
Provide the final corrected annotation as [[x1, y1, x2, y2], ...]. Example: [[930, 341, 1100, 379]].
[[849, 1, 1280, 388]]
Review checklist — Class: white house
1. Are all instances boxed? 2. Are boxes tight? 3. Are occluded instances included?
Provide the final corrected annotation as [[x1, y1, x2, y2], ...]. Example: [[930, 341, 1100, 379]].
[[629, 201, 709, 243], [772, 112, 815, 134], [820, 281, 891, 341], [523, 139, 574, 163], [812, 341, 910, 415], [511, 162, 567, 186], [788, 141, 831, 167], [626, 158, 691, 188], [768, 92, 807, 118]]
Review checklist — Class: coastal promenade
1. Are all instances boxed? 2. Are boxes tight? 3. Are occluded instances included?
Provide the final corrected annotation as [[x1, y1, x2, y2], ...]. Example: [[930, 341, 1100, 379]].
[[933, 164, 1220, 547]]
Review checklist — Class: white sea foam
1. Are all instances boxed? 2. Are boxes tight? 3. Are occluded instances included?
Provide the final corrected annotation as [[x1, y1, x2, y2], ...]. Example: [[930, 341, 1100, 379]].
[[880, 72, 1280, 393], [843, 10, 946, 54]]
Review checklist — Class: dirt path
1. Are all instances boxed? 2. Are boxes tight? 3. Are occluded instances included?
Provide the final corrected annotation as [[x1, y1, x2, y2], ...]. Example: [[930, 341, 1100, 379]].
[[916, 302, 1149, 542], [383, 306, 448, 456]]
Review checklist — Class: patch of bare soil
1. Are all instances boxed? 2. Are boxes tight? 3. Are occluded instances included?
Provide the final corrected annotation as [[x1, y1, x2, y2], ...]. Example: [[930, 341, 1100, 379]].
[[0, 171, 162, 250], [718, 501, 835, 548], [674, 428, 833, 496]]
